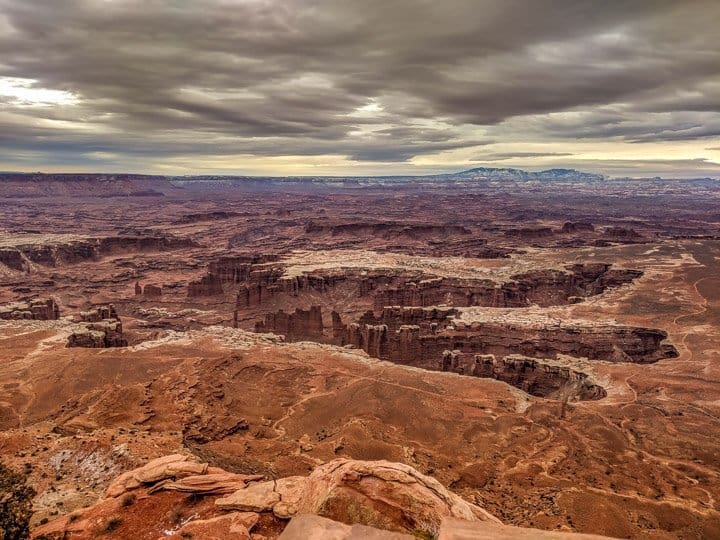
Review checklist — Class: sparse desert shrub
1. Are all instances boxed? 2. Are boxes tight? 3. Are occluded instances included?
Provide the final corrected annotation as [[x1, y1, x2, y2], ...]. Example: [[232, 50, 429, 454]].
[[119, 493, 136, 508], [169, 506, 184, 525], [411, 529, 436, 540], [0, 461, 36, 540], [97, 515, 122, 535]]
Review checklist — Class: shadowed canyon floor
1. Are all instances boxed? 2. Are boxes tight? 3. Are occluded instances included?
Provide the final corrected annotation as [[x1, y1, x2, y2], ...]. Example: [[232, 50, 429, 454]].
[[1, 175, 720, 538]]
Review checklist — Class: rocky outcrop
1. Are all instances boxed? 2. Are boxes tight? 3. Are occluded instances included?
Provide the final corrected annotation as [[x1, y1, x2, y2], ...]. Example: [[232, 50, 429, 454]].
[[504, 226, 554, 239], [66, 319, 127, 348], [207, 254, 281, 284], [78, 304, 119, 323], [378, 239, 514, 259], [33, 455, 617, 540], [219, 259, 641, 316], [96, 235, 195, 254], [1, 235, 195, 270], [427, 321, 677, 364], [280, 514, 413, 539], [441, 352, 607, 401], [106, 454, 209, 497], [0, 298, 60, 320], [142, 283, 162, 297], [235, 271, 340, 308], [603, 227, 643, 241], [255, 306, 324, 340], [68, 305, 127, 348], [170, 512, 259, 540], [188, 249, 282, 300], [174, 210, 242, 224], [216, 458, 499, 533], [106, 454, 262, 498], [561, 221, 595, 233], [0, 248, 29, 271], [344, 307, 677, 367], [305, 221, 472, 239], [187, 274, 224, 297], [372, 264, 642, 309], [341, 307, 455, 356]]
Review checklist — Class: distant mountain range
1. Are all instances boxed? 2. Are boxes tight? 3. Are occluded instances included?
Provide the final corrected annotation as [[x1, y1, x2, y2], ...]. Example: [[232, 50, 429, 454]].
[[0, 167, 717, 198], [167, 167, 608, 186], [444, 167, 606, 182]]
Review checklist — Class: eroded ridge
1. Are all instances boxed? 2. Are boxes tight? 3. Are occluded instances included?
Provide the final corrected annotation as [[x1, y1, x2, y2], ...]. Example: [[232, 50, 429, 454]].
[[190, 257, 642, 309], [440, 351, 607, 401], [250, 304, 676, 401]]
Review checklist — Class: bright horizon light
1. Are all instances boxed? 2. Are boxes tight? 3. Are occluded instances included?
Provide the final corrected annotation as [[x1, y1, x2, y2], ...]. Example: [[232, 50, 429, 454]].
[[0, 77, 79, 107]]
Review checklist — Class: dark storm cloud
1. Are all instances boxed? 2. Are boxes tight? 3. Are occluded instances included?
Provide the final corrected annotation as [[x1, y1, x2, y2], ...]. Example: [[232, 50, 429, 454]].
[[0, 0, 718, 170]]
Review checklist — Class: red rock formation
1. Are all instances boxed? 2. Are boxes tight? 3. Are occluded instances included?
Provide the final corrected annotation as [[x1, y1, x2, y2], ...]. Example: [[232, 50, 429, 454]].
[[174, 210, 242, 224], [346, 322, 388, 358], [441, 351, 606, 401], [0, 248, 28, 271], [68, 305, 127, 347], [1, 235, 195, 270], [504, 227, 554, 239], [341, 306, 677, 371], [0, 298, 60, 320], [207, 254, 280, 284], [67, 319, 127, 348], [216, 458, 499, 533], [78, 304, 119, 322], [142, 284, 162, 297], [373, 265, 641, 309], [561, 221, 595, 233], [331, 310, 347, 341], [603, 226, 643, 240], [234, 271, 340, 308], [187, 274, 224, 297], [40, 455, 577, 540], [305, 221, 472, 239], [255, 306, 324, 340]]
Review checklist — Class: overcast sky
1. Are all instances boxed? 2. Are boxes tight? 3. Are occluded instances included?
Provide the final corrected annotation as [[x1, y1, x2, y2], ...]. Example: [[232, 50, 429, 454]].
[[0, 0, 719, 177]]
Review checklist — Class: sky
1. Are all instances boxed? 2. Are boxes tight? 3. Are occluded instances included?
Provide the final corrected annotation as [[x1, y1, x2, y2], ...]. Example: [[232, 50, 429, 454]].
[[0, 0, 719, 177]]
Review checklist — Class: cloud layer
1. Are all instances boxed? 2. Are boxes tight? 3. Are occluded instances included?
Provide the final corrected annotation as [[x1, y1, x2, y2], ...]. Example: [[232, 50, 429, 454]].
[[0, 0, 718, 176]]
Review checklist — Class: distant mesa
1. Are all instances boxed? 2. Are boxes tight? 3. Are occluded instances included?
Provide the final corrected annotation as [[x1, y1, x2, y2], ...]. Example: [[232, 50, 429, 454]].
[[67, 304, 128, 348], [0, 167, 611, 199], [0, 297, 60, 320]]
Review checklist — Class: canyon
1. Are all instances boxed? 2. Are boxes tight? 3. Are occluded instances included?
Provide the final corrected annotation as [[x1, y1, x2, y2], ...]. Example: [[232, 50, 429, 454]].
[[0, 172, 719, 538]]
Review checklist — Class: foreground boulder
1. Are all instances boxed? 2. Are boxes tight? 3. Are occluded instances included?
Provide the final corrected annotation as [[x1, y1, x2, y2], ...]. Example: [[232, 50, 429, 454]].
[[217, 458, 499, 533], [33, 455, 616, 540], [279, 514, 412, 539]]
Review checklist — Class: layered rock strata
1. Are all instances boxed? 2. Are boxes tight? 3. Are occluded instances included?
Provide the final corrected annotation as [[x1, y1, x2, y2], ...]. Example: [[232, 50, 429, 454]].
[[440, 351, 607, 400], [67, 304, 127, 348], [0, 298, 60, 320]]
